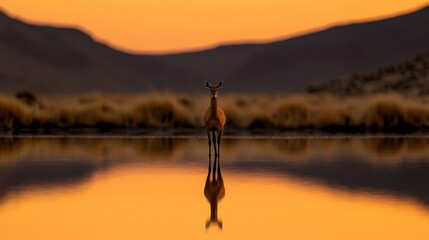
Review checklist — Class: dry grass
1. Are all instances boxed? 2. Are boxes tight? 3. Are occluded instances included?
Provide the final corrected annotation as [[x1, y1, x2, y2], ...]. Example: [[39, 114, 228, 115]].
[[2, 92, 429, 132]]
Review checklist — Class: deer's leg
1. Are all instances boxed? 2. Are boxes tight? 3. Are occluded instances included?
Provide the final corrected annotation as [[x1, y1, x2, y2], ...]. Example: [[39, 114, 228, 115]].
[[207, 130, 212, 158], [206, 152, 212, 182], [213, 149, 218, 182], [217, 129, 222, 158], [217, 153, 222, 181], [217, 133, 221, 180], [212, 131, 217, 158], [212, 131, 217, 182]]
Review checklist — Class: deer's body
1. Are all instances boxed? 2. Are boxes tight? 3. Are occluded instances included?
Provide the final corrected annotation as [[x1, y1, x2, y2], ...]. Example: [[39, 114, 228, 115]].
[[204, 82, 226, 157], [204, 98, 226, 133]]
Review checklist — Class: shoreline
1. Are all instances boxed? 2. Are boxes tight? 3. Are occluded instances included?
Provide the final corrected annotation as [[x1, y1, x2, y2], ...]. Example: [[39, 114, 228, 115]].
[[2, 127, 429, 138]]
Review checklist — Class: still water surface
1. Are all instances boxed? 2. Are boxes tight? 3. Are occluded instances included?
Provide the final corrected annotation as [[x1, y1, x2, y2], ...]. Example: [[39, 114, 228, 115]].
[[0, 136, 429, 239]]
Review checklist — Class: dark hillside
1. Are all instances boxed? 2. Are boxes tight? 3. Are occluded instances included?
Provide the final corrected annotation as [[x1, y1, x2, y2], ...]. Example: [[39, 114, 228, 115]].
[[1, 6, 429, 94]]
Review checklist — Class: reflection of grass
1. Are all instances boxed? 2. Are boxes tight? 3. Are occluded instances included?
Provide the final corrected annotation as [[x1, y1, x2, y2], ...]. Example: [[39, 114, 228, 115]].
[[2, 93, 429, 132], [1, 137, 429, 165], [0, 138, 187, 164]]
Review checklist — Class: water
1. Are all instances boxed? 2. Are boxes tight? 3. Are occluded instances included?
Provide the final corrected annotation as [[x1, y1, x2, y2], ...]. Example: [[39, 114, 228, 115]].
[[0, 136, 429, 239]]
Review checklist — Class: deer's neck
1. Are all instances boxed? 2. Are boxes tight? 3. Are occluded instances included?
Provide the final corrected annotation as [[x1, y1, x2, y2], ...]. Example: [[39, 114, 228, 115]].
[[210, 97, 218, 117]]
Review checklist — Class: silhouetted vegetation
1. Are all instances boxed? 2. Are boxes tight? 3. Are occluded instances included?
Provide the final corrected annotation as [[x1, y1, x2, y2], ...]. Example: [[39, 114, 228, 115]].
[[15, 91, 38, 106], [307, 52, 429, 96], [0, 93, 429, 133]]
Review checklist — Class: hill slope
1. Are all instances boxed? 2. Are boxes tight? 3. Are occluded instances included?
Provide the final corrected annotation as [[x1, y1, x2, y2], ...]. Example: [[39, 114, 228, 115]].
[[1, 6, 429, 94], [159, 5, 429, 93], [306, 52, 429, 96], [0, 11, 198, 94]]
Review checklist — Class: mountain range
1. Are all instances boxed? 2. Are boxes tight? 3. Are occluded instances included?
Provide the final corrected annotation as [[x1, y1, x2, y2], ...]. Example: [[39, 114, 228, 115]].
[[1, 6, 429, 94]]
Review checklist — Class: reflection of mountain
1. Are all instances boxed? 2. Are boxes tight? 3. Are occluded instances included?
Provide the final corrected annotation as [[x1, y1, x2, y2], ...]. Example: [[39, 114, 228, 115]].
[[224, 138, 429, 206], [1, 137, 429, 208], [0, 160, 96, 201], [226, 156, 429, 206], [0, 138, 187, 202], [1, 6, 429, 93]]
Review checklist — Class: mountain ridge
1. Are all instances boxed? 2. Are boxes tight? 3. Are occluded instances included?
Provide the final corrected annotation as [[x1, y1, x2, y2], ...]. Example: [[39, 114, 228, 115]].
[[0, 9, 200, 94], [1, 6, 429, 94], [156, 4, 429, 93]]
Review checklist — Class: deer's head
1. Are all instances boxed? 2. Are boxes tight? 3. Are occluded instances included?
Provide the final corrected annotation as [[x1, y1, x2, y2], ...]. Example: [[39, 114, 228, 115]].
[[205, 81, 223, 98]]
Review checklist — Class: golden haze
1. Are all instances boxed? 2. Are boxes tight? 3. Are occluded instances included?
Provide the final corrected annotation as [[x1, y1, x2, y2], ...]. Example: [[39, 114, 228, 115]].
[[0, 0, 428, 53]]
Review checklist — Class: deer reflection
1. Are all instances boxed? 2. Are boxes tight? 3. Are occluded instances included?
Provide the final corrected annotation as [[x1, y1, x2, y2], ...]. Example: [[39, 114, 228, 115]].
[[204, 153, 225, 229]]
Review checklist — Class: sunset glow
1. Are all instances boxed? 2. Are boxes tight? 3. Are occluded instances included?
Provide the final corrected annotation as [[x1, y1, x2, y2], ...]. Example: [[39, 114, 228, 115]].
[[1, 0, 428, 53]]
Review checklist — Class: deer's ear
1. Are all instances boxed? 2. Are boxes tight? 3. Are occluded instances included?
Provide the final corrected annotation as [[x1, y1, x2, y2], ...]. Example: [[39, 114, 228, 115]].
[[218, 81, 223, 88], [205, 82, 211, 88]]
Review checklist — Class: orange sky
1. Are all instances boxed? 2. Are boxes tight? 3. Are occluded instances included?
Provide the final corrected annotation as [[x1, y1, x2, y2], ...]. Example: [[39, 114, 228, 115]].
[[1, 1, 428, 54]]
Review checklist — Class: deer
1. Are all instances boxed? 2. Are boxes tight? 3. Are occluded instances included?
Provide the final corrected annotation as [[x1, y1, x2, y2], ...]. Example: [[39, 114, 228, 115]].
[[204, 81, 226, 158], [204, 81, 226, 229], [204, 153, 225, 229]]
